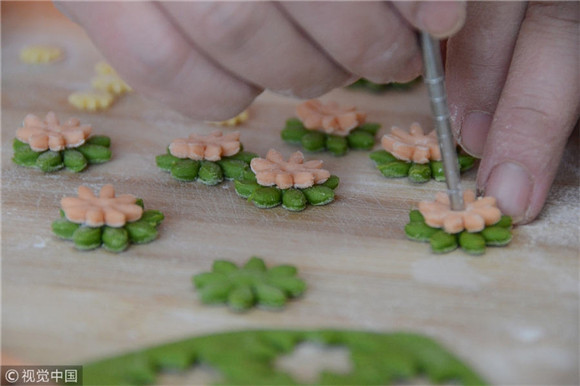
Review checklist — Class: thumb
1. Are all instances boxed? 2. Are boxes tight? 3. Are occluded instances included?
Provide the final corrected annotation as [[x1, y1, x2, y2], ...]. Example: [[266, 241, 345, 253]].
[[477, 2, 579, 224]]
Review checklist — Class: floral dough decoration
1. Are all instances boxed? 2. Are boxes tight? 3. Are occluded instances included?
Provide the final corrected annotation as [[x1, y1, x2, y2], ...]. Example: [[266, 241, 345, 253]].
[[370, 122, 476, 183], [20, 45, 63, 64], [346, 76, 421, 93], [405, 190, 513, 255], [193, 256, 306, 312], [156, 130, 260, 186], [281, 99, 381, 156], [52, 184, 164, 252], [234, 149, 340, 211], [207, 109, 250, 127], [12, 112, 112, 173], [83, 329, 486, 385]]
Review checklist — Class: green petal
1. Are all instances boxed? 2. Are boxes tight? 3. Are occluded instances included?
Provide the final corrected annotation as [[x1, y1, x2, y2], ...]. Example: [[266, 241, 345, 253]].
[[346, 129, 375, 150], [429, 231, 458, 254], [135, 198, 144, 209], [254, 283, 287, 309], [282, 189, 307, 212], [198, 161, 224, 185], [12, 145, 40, 167], [13, 138, 29, 151], [63, 149, 88, 172], [170, 159, 200, 181], [267, 276, 306, 298], [244, 256, 267, 272], [357, 122, 381, 136], [35, 150, 64, 172], [458, 153, 476, 172], [405, 222, 439, 242], [285, 117, 305, 130], [52, 218, 81, 240], [192, 272, 228, 289], [430, 161, 446, 181], [86, 135, 111, 148], [199, 281, 233, 304], [140, 210, 164, 227], [266, 265, 297, 278], [495, 215, 513, 228], [321, 175, 340, 190], [228, 285, 255, 311], [102, 226, 129, 253], [378, 161, 411, 178], [212, 260, 239, 274], [326, 134, 348, 156], [125, 221, 158, 244], [76, 144, 112, 164], [409, 209, 425, 223], [408, 163, 432, 183], [301, 131, 327, 152], [72, 226, 102, 250], [458, 232, 486, 255], [481, 226, 512, 246], [225, 151, 258, 163], [156, 153, 181, 171], [369, 150, 397, 165], [302, 185, 334, 206], [234, 179, 260, 199], [281, 126, 309, 144], [217, 159, 249, 180], [250, 187, 282, 209]]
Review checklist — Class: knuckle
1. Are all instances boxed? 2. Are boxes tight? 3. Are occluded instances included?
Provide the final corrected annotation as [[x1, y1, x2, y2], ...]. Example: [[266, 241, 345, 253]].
[[194, 3, 266, 51]]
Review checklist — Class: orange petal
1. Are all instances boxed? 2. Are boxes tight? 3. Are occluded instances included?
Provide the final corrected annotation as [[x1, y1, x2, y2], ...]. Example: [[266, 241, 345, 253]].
[[100, 184, 115, 199], [48, 133, 65, 151], [250, 158, 275, 173], [255, 171, 277, 186], [63, 206, 88, 224], [463, 212, 485, 233], [288, 151, 304, 165], [115, 194, 137, 205], [443, 213, 464, 234], [28, 132, 49, 152], [221, 141, 240, 157], [312, 169, 330, 184], [169, 140, 189, 158], [412, 146, 430, 164], [275, 173, 293, 189], [303, 160, 323, 169], [85, 207, 105, 227], [78, 185, 95, 200], [292, 172, 315, 188], [471, 207, 502, 226], [409, 122, 425, 136], [104, 208, 126, 228], [266, 149, 284, 164], [204, 144, 222, 161]]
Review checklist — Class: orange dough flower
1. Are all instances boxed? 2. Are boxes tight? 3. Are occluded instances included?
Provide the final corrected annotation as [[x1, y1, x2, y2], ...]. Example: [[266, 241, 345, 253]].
[[418, 190, 502, 234], [381, 123, 441, 164], [296, 99, 366, 136], [169, 130, 240, 161], [61, 184, 143, 228], [250, 149, 330, 189], [16, 112, 92, 152]]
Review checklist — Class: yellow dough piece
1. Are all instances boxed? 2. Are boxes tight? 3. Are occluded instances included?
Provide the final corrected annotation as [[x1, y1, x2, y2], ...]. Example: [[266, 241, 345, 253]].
[[20, 45, 63, 64], [92, 61, 132, 95], [208, 109, 249, 127], [94, 61, 116, 75], [68, 90, 114, 112]]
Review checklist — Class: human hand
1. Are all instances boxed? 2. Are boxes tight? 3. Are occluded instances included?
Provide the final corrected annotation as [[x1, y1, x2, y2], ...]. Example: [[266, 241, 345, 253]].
[[55, 1, 465, 120], [445, 1, 579, 224]]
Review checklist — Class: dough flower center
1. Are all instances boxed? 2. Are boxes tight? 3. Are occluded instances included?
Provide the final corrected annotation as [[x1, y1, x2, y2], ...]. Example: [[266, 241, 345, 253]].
[[61, 184, 143, 228], [418, 190, 502, 234], [16, 112, 92, 152], [250, 149, 330, 189]]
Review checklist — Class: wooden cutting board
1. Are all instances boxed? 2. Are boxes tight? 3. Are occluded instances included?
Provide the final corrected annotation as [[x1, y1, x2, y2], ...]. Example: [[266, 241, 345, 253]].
[[2, 3, 578, 384]]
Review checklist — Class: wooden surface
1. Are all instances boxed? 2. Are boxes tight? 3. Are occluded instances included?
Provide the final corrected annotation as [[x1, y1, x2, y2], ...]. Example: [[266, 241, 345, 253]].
[[2, 3, 579, 384]]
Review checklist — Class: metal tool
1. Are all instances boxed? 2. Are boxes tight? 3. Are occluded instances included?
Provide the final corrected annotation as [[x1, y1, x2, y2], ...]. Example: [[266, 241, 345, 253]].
[[420, 32, 464, 211]]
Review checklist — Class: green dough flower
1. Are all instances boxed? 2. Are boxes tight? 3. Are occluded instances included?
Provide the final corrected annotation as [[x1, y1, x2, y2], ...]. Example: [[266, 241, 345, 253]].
[[346, 77, 422, 93], [156, 147, 258, 185], [405, 209, 513, 255], [281, 118, 381, 156], [192, 256, 306, 311], [370, 149, 476, 183], [52, 187, 164, 253], [83, 329, 486, 385], [12, 135, 112, 173]]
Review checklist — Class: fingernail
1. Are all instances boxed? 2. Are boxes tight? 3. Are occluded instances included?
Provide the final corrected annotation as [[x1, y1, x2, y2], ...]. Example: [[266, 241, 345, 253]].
[[460, 111, 492, 157], [419, 1, 466, 38], [484, 162, 533, 223]]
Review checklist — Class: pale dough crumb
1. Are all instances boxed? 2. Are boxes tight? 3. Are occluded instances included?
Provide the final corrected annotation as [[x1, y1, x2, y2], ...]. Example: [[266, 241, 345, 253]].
[[20, 45, 63, 64]]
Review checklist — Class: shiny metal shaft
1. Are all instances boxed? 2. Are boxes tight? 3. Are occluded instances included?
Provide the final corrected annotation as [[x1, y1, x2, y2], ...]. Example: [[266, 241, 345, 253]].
[[420, 32, 464, 211]]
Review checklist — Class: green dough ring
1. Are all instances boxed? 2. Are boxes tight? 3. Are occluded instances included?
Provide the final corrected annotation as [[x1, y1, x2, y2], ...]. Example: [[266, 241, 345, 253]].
[[404, 210, 513, 255], [370, 149, 476, 184], [193, 256, 306, 311], [156, 145, 258, 185], [52, 200, 164, 253], [234, 170, 340, 212], [346, 77, 422, 93], [12, 136, 112, 173], [83, 329, 486, 385], [281, 118, 381, 156]]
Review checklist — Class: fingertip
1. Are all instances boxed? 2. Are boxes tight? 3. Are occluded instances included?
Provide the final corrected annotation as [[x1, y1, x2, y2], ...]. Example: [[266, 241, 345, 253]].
[[418, 1, 466, 38], [481, 162, 534, 224], [460, 111, 492, 157]]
